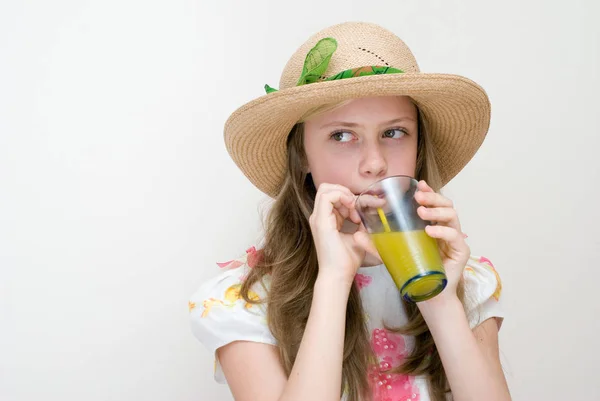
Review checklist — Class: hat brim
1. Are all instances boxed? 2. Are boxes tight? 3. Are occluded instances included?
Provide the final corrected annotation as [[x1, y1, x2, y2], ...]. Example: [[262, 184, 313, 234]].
[[224, 73, 491, 198]]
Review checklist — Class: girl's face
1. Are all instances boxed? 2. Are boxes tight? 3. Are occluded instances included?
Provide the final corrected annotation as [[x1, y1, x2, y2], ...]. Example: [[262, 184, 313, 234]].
[[303, 96, 419, 195]]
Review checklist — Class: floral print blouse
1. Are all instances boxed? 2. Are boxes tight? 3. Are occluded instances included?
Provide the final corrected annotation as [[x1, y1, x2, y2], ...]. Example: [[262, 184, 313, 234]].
[[189, 247, 504, 401]]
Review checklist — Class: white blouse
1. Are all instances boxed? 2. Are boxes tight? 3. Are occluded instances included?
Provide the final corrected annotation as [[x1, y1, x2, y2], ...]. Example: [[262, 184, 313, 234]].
[[189, 247, 504, 401]]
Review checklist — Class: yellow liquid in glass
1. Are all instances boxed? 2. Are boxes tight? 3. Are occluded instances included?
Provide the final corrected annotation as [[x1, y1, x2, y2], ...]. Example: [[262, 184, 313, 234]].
[[372, 230, 445, 300]]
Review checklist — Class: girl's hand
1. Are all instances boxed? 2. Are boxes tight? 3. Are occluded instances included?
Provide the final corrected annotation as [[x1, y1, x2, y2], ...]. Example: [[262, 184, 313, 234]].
[[414, 180, 469, 302], [309, 183, 379, 287]]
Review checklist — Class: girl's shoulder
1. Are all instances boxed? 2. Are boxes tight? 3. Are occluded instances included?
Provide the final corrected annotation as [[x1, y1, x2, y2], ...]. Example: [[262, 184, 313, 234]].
[[463, 255, 504, 329], [188, 246, 270, 319], [188, 246, 276, 384]]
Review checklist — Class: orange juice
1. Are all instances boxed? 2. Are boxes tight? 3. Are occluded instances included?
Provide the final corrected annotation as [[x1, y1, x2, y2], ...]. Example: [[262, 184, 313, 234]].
[[372, 230, 446, 301]]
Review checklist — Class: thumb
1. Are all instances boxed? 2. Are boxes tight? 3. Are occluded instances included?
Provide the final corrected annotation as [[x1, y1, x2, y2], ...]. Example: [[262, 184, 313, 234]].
[[353, 230, 379, 259]]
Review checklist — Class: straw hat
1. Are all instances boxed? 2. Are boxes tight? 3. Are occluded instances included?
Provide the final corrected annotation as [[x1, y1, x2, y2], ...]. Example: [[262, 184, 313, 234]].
[[224, 21, 491, 198]]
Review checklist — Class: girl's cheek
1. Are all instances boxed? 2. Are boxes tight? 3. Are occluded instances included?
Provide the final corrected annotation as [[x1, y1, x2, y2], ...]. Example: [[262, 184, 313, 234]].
[[318, 157, 355, 183]]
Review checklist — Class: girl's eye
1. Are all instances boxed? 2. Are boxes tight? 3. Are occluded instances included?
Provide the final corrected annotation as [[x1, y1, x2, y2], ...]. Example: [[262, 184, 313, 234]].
[[383, 128, 407, 139], [331, 131, 354, 142]]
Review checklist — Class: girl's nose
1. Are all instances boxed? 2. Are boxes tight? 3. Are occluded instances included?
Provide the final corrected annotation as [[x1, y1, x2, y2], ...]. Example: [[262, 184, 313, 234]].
[[360, 144, 387, 178]]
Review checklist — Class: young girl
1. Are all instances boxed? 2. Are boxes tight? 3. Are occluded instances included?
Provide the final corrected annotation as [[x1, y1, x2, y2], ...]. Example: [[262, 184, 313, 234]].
[[189, 22, 509, 401]]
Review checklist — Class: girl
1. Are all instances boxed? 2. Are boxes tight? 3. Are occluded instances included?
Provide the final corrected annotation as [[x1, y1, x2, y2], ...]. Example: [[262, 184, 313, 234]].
[[189, 22, 509, 401]]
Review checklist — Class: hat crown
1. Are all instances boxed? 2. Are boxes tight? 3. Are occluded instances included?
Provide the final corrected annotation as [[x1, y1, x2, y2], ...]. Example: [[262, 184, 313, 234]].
[[279, 22, 420, 90]]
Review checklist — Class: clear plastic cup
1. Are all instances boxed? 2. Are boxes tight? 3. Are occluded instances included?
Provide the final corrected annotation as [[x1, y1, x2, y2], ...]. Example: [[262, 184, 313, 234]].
[[356, 175, 447, 302]]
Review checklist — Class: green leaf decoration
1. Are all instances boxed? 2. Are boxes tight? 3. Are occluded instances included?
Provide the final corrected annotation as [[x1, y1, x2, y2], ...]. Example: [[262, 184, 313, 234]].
[[325, 66, 404, 82], [296, 37, 338, 86], [264, 84, 278, 94], [261, 37, 405, 94], [371, 66, 403, 75]]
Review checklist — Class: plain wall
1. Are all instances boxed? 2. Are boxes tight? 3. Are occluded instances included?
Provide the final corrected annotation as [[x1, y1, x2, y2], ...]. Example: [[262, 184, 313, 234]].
[[1, 1, 599, 400]]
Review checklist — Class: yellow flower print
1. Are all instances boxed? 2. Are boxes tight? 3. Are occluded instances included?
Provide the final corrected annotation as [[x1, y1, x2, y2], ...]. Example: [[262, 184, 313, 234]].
[[188, 301, 196, 312], [201, 298, 228, 318], [201, 284, 261, 318], [490, 269, 502, 301], [224, 284, 260, 308]]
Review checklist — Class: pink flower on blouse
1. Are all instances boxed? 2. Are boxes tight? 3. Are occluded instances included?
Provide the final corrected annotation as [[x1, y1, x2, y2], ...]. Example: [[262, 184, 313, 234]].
[[369, 328, 420, 401], [478, 256, 502, 301], [355, 273, 373, 290], [246, 246, 263, 268], [478, 256, 495, 268], [217, 246, 264, 269]]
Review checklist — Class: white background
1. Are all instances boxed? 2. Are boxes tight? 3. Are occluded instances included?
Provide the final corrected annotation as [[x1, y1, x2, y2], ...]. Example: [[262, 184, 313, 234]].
[[1, 1, 599, 400]]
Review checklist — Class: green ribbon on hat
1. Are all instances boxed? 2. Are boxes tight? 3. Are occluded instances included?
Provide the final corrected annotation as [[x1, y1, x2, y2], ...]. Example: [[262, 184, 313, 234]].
[[264, 37, 404, 94]]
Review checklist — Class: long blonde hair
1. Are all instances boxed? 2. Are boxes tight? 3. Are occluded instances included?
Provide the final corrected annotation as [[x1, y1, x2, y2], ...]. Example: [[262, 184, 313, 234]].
[[240, 100, 466, 401]]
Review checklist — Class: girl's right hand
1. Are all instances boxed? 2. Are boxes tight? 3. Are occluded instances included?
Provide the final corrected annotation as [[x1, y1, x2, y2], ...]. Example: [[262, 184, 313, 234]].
[[309, 183, 380, 287]]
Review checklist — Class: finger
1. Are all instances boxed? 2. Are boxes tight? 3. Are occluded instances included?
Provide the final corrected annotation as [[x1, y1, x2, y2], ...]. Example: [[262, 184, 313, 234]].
[[356, 220, 368, 233], [336, 205, 350, 226], [338, 192, 364, 225], [418, 179, 433, 192], [314, 184, 354, 211], [333, 207, 346, 229], [337, 204, 350, 218], [353, 230, 379, 258], [337, 198, 359, 227], [355, 194, 387, 217], [317, 183, 356, 199], [339, 194, 357, 210], [316, 184, 357, 214], [425, 225, 468, 251], [313, 191, 354, 228], [414, 190, 453, 208], [417, 206, 462, 231], [359, 195, 387, 209], [347, 208, 362, 224], [348, 207, 362, 225], [315, 190, 352, 214], [340, 200, 364, 227]]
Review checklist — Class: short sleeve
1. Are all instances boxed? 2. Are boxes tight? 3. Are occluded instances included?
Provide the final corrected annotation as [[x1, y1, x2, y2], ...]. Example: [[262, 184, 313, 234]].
[[188, 262, 277, 383], [463, 255, 504, 330]]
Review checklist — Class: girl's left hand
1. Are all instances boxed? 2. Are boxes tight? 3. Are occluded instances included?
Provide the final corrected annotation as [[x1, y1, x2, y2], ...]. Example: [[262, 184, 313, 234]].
[[415, 180, 469, 301]]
